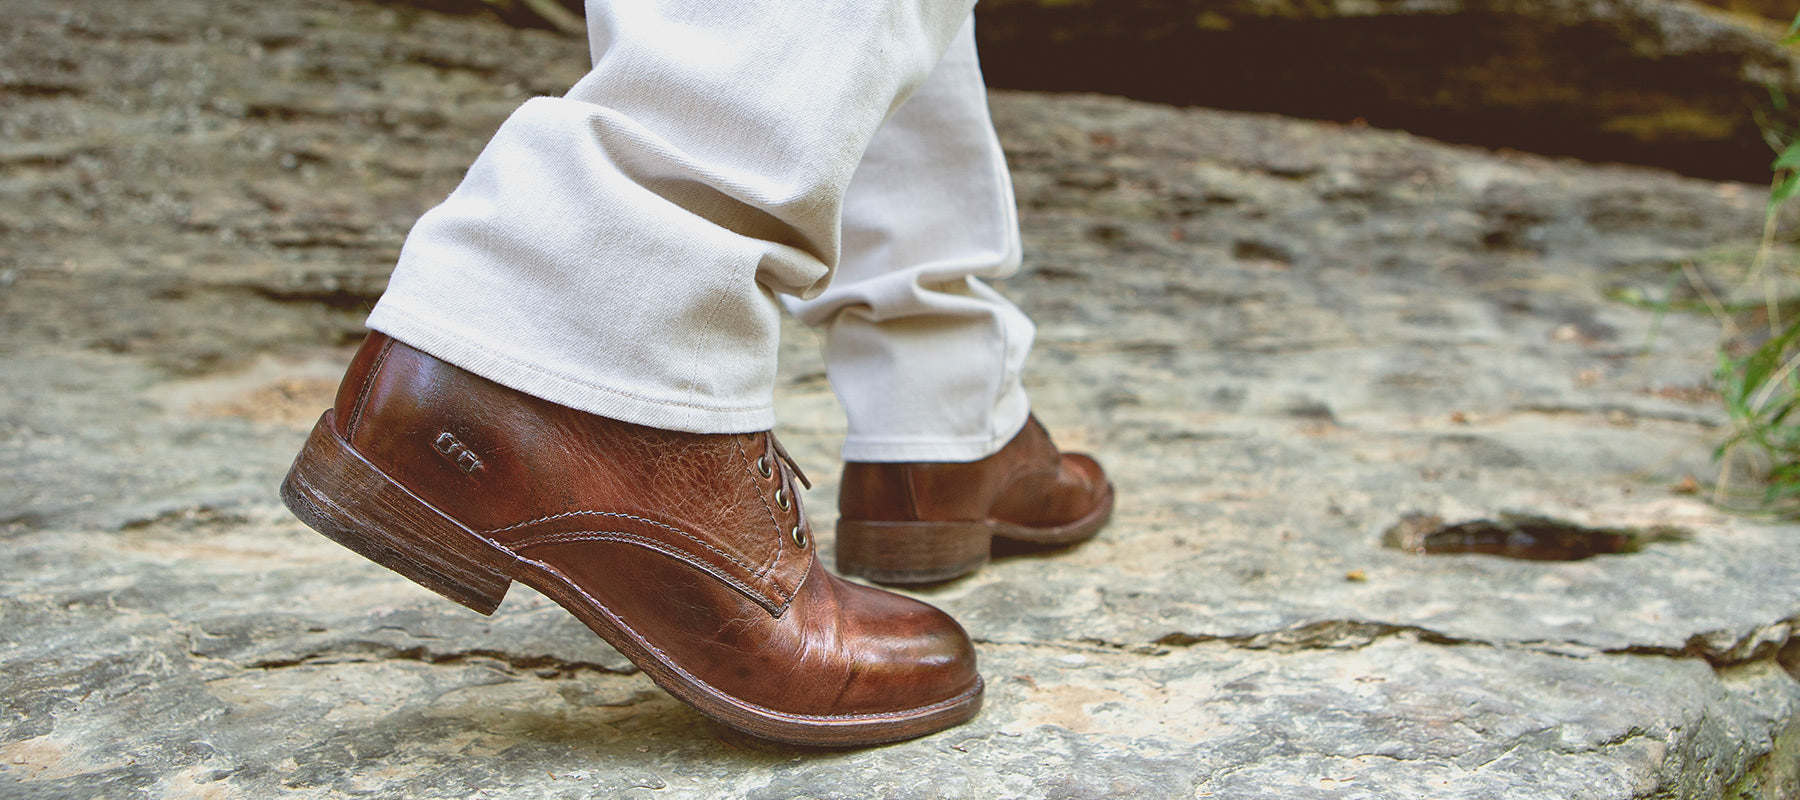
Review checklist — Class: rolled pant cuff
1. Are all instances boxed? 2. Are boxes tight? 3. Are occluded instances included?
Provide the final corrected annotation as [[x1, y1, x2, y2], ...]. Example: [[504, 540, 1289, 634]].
[[838, 390, 1029, 463]]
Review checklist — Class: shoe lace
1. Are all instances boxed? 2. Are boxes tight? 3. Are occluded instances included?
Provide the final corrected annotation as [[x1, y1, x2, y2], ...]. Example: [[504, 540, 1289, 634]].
[[767, 432, 811, 490]]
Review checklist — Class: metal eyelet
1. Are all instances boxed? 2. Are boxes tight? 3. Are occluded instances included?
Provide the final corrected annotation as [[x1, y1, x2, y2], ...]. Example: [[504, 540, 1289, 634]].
[[774, 488, 790, 511], [791, 525, 808, 548], [756, 455, 772, 479]]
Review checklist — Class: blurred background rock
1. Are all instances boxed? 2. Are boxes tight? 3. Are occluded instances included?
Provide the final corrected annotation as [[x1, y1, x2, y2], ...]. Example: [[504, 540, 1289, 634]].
[[974, 0, 1800, 182], [437, 0, 1800, 182]]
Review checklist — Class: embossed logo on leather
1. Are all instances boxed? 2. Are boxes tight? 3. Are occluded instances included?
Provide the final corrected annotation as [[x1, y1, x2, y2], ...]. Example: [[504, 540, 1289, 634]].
[[432, 431, 484, 474]]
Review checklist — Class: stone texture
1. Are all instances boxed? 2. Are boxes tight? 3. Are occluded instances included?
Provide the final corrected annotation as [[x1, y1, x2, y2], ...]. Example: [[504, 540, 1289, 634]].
[[973, 0, 1800, 182], [6, 0, 1800, 798]]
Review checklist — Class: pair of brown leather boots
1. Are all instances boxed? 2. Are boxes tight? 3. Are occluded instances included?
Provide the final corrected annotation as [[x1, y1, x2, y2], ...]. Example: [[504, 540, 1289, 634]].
[[281, 333, 1112, 746]]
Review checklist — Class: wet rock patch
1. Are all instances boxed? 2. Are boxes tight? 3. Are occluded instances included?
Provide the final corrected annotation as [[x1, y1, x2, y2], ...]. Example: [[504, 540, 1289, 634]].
[[1384, 511, 1690, 560]]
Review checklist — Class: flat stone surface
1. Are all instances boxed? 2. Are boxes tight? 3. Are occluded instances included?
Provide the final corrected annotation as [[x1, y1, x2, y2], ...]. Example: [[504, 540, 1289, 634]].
[[5, 1, 1800, 798]]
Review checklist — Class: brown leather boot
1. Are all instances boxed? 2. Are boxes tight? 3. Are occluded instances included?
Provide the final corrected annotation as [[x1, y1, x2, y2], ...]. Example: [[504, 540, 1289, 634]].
[[835, 416, 1114, 584], [280, 333, 981, 746]]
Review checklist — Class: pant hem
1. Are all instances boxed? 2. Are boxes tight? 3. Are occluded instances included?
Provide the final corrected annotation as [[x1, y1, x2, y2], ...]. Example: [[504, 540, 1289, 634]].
[[839, 404, 1029, 463], [367, 305, 776, 434]]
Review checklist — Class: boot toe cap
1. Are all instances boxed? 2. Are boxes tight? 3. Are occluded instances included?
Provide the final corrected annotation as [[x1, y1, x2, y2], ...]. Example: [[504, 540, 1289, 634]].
[[830, 577, 981, 715]]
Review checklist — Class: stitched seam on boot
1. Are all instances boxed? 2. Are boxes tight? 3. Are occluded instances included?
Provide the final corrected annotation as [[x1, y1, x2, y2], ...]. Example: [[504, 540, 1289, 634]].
[[489, 510, 766, 584], [901, 465, 922, 521], [732, 436, 785, 583], [514, 531, 790, 608], [346, 337, 395, 441]]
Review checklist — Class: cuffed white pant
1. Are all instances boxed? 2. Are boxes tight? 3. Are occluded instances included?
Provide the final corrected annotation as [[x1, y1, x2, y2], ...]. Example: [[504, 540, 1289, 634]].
[[367, 2, 1034, 462]]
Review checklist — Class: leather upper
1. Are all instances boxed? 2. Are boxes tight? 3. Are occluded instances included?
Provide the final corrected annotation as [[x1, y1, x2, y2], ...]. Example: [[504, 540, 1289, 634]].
[[331, 333, 978, 716], [839, 415, 1110, 528]]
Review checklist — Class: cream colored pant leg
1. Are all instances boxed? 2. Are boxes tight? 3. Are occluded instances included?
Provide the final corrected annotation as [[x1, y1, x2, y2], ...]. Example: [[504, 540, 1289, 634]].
[[367, 0, 977, 434], [787, 22, 1034, 463]]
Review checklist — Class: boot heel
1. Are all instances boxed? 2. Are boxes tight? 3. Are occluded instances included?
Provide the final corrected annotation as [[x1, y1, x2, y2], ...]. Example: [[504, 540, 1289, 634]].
[[835, 519, 991, 585], [281, 412, 514, 615]]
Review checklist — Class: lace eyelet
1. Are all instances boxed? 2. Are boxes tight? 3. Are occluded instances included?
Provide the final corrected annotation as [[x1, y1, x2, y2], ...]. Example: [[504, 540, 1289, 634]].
[[791, 525, 808, 548], [774, 488, 790, 511], [756, 455, 772, 479]]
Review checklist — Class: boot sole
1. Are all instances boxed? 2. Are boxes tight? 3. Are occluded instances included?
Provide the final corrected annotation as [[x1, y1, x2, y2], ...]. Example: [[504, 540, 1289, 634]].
[[835, 483, 1115, 585], [281, 411, 982, 747]]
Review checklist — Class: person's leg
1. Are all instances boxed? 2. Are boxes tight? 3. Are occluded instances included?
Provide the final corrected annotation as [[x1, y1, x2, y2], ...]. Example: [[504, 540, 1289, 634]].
[[785, 19, 1030, 463], [367, 0, 975, 434], [282, 0, 987, 746], [788, 21, 1113, 584]]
